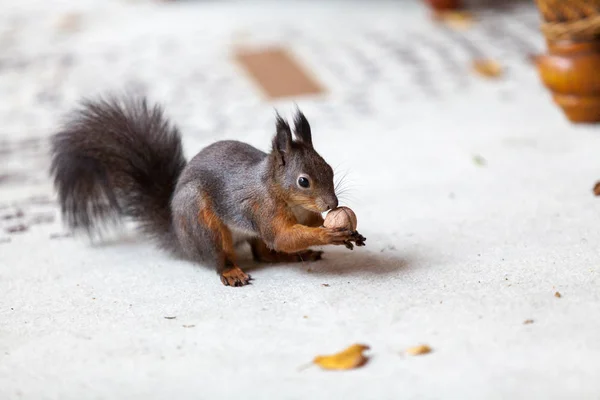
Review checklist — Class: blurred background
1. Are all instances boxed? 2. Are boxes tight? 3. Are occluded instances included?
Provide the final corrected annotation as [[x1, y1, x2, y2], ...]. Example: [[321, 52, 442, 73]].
[[1, 0, 547, 189]]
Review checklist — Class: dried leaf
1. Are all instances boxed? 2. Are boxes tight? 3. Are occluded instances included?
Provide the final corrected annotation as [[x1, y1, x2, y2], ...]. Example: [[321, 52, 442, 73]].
[[473, 154, 486, 166], [56, 13, 82, 33], [593, 181, 600, 196], [313, 344, 370, 370], [472, 59, 503, 79], [523, 319, 534, 324], [406, 344, 432, 356], [554, 291, 562, 298], [433, 10, 474, 31]]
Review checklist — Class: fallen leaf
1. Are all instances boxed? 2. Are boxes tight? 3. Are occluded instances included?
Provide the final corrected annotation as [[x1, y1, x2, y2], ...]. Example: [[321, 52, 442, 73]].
[[593, 181, 600, 196], [523, 319, 534, 324], [313, 344, 370, 370], [473, 154, 486, 166], [472, 59, 503, 79], [432, 10, 474, 31], [56, 13, 82, 33], [322, 283, 330, 287], [554, 291, 562, 298], [406, 344, 432, 356]]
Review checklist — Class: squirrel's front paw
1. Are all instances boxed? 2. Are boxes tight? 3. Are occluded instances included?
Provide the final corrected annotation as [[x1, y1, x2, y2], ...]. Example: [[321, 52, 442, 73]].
[[352, 231, 367, 247], [220, 266, 252, 287], [323, 228, 367, 250], [323, 227, 355, 246]]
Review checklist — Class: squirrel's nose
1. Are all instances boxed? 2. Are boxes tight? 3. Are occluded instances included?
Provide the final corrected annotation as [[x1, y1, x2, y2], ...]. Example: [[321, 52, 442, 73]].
[[326, 197, 339, 211]]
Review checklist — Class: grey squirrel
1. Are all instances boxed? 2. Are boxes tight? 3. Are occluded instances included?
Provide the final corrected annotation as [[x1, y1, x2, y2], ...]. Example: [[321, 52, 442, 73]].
[[50, 96, 365, 286]]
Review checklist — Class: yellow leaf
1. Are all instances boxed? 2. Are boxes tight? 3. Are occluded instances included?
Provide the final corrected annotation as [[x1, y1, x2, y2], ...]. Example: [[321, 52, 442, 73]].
[[433, 10, 474, 31], [472, 59, 503, 79], [406, 344, 432, 356], [593, 181, 600, 196], [313, 344, 370, 370]]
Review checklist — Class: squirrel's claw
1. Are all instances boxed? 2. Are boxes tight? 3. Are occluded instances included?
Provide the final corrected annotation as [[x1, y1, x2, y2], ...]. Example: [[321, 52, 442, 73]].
[[343, 231, 366, 250], [352, 231, 366, 247]]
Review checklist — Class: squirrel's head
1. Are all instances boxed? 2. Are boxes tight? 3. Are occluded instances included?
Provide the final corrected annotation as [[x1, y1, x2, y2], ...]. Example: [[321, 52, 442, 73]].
[[269, 110, 338, 213]]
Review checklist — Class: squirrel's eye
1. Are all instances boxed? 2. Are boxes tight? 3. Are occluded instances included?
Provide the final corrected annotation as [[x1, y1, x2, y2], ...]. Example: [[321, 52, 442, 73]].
[[298, 177, 310, 188]]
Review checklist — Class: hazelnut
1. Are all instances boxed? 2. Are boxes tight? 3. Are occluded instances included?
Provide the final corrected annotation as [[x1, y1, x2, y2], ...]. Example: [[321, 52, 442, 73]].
[[324, 206, 357, 231]]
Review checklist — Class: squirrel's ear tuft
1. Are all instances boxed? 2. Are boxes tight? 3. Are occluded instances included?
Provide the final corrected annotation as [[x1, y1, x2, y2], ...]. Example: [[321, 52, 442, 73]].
[[272, 112, 292, 165], [293, 109, 312, 148]]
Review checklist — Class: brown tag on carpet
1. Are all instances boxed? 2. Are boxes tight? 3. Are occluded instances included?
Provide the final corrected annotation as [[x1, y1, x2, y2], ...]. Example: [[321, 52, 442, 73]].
[[234, 47, 325, 99]]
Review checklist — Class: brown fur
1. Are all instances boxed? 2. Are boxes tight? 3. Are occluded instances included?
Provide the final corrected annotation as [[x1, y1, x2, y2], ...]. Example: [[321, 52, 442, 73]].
[[303, 212, 325, 227], [288, 193, 323, 213], [263, 206, 348, 253], [197, 195, 237, 275]]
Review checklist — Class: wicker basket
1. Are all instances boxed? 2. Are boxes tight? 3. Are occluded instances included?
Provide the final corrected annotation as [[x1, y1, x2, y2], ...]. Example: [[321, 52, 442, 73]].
[[536, 0, 600, 41], [535, 0, 600, 123]]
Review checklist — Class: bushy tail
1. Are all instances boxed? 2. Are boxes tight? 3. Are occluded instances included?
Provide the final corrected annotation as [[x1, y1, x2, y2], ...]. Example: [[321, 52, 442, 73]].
[[50, 96, 186, 251]]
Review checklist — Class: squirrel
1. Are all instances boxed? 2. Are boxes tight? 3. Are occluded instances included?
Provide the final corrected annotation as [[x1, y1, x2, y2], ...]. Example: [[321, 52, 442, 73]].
[[50, 96, 365, 287]]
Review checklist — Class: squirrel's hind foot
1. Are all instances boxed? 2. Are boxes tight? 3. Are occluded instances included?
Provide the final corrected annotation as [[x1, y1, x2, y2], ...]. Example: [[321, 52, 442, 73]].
[[220, 266, 252, 287]]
